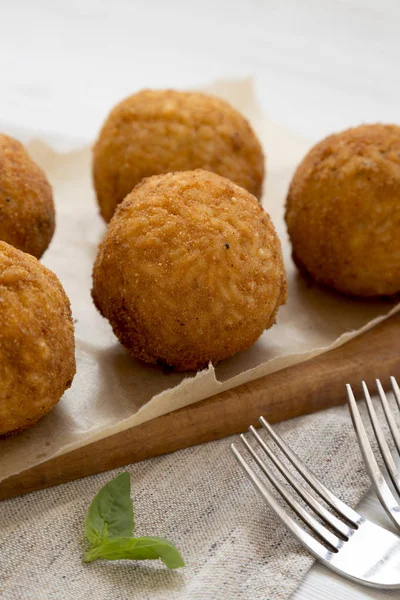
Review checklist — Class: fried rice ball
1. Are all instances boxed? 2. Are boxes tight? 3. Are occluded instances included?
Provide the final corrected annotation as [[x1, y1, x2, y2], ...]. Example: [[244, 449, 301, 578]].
[[0, 134, 55, 258], [92, 170, 286, 371], [0, 242, 76, 436], [285, 124, 400, 297], [93, 90, 265, 222]]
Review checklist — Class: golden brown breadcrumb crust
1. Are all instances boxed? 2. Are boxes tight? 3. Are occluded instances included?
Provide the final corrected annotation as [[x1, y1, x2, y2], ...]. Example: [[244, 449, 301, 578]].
[[92, 170, 286, 371], [0, 134, 55, 258], [93, 90, 265, 222], [285, 124, 400, 297], [0, 242, 76, 436]]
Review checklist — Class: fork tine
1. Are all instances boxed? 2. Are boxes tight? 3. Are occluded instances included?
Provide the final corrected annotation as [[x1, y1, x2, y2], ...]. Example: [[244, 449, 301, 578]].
[[391, 376, 400, 414], [259, 416, 360, 527], [376, 379, 400, 456], [248, 426, 352, 539], [239, 434, 342, 552], [361, 381, 400, 495], [347, 383, 400, 529], [231, 442, 333, 561]]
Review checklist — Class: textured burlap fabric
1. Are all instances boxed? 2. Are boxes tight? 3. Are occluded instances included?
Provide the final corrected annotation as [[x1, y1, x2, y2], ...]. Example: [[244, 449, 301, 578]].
[[0, 404, 372, 600]]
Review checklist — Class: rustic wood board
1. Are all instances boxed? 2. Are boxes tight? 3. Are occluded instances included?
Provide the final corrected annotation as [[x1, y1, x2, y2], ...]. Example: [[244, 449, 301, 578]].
[[1, 313, 400, 501]]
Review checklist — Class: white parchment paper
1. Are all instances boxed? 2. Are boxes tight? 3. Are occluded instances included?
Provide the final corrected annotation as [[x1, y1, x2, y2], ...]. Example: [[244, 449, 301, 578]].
[[1, 79, 399, 483]]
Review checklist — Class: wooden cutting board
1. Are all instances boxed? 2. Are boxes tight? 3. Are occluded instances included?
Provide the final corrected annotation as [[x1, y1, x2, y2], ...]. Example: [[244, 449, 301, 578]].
[[1, 313, 400, 501]]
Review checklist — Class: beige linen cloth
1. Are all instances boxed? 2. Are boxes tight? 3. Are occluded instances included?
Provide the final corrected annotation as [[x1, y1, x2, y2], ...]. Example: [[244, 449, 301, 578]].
[[0, 407, 373, 600], [0, 79, 397, 599]]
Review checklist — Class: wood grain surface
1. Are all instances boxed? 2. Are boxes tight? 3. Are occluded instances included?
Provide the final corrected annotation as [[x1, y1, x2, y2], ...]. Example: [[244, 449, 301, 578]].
[[1, 312, 399, 501]]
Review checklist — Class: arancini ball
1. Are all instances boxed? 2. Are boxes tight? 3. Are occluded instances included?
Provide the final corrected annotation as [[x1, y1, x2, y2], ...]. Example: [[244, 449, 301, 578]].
[[93, 89, 265, 222], [285, 124, 400, 297], [0, 242, 76, 436], [0, 134, 55, 258], [92, 170, 286, 371]]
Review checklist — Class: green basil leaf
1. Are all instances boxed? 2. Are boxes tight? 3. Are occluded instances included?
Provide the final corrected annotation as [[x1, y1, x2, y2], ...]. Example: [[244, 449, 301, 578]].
[[84, 472, 134, 546], [83, 536, 185, 569]]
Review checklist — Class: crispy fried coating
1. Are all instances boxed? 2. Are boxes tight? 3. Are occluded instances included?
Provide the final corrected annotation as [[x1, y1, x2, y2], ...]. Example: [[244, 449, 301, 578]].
[[0, 134, 55, 258], [92, 170, 286, 371], [0, 242, 76, 435], [286, 124, 400, 297], [93, 90, 265, 222]]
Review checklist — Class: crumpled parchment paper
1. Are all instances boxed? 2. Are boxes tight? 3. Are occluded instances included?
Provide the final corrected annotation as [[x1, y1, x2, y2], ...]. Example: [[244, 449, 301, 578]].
[[1, 79, 398, 484]]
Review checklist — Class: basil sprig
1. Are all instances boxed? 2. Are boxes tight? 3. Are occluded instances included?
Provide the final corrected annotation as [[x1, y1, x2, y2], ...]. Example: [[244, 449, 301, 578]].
[[83, 472, 184, 569]]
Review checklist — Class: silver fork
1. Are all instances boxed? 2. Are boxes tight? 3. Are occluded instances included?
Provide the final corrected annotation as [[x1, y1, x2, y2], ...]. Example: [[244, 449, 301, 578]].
[[347, 376, 400, 531], [231, 417, 400, 589]]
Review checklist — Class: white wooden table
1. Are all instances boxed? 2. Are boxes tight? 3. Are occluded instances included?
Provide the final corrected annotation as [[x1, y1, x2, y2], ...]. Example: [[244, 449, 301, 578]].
[[1, 1, 399, 597]]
